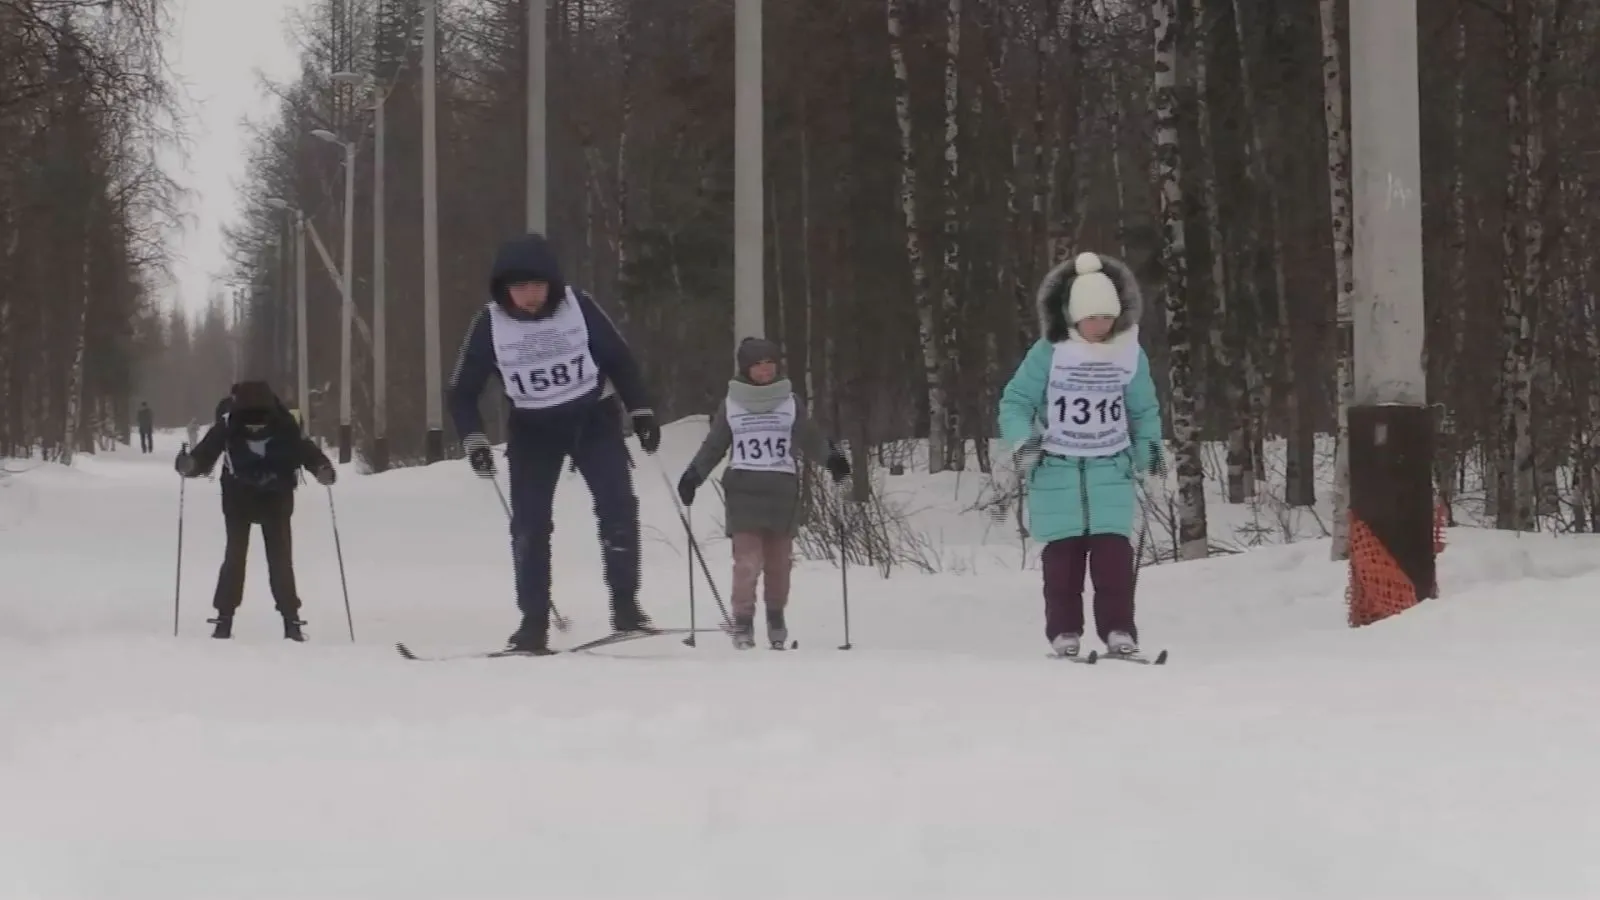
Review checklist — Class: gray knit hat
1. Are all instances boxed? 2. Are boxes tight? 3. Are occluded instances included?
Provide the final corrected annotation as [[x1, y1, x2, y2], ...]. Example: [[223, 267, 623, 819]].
[[735, 337, 781, 375]]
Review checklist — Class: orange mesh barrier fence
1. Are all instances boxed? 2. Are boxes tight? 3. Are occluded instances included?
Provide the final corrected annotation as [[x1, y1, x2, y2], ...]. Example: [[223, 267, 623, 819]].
[[1347, 502, 1447, 628]]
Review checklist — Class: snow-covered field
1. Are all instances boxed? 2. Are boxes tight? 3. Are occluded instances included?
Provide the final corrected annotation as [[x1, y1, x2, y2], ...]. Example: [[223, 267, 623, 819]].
[[3, 426, 1599, 898]]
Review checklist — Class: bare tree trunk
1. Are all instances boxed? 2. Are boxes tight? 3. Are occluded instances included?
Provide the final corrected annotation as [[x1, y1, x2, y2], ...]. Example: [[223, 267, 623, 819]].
[[1322, 0, 1356, 558], [1230, 0, 1309, 507], [1154, 0, 1207, 559], [1497, 2, 1536, 531], [887, 0, 944, 473], [61, 223, 92, 465], [939, 0, 965, 471], [1438, 5, 1470, 528], [613, 3, 635, 323], [1190, 0, 1246, 506]]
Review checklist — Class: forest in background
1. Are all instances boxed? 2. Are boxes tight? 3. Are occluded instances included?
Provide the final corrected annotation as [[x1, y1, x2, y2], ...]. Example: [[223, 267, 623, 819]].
[[5, 0, 1600, 556]]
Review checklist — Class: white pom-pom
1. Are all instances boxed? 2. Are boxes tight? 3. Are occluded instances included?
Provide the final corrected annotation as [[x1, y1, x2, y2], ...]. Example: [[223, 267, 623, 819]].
[[1074, 252, 1103, 276]]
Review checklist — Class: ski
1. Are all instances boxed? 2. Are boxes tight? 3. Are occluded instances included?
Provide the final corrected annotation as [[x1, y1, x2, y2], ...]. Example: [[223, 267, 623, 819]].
[[1052, 649, 1099, 665], [1100, 648, 1168, 665], [395, 627, 718, 661]]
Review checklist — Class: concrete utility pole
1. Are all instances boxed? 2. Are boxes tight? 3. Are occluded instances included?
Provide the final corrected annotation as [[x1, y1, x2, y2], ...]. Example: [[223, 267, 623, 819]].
[[295, 211, 308, 433], [1348, 0, 1434, 603], [312, 128, 357, 464], [733, 0, 763, 348], [233, 288, 244, 381], [372, 85, 389, 472], [332, 71, 388, 470], [266, 198, 312, 434], [421, 0, 444, 462], [527, 0, 546, 233]]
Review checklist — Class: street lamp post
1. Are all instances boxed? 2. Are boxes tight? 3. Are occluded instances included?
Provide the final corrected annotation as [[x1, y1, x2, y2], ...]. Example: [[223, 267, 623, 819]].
[[312, 127, 356, 465], [422, 0, 443, 462], [527, 0, 545, 232], [734, 0, 763, 346], [1348, 0, 1434, 605], [265, 197, 310, 433], [334, 71, 389, 472]]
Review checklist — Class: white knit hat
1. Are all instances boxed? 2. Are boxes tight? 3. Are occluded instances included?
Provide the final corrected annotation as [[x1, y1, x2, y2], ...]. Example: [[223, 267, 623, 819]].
[[1066, 252, 1122, 323]]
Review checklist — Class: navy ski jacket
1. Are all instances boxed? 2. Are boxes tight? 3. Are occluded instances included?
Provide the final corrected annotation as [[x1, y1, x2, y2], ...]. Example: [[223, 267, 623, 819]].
[[447, 234, 653, 441]]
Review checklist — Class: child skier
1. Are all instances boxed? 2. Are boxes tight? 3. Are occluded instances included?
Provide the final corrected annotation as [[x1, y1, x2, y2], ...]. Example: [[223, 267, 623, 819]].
[[998, 252, 1164, 658], [175, 380, 336, 641], [448, 232, 660, 655], [678, 338, 851, 649]]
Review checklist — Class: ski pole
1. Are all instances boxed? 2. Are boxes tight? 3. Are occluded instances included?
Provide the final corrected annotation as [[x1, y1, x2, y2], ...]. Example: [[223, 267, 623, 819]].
[[1130, 442, 1166, 611], [327, 485, 354, 642], [651, 457, 732, 628], [491, 477, 571, 632], [837, 481, 852, 651], [173, 443, 187, 637], [683, 506, 698, 647]]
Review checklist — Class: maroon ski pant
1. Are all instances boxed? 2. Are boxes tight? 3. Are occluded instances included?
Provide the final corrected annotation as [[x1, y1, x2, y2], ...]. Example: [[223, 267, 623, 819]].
[[1041, 534, 1136, 643]]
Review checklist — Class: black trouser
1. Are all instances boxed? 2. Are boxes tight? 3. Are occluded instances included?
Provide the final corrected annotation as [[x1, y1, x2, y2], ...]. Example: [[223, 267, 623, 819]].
[[508, 404, 638, 633], [139, 429, 153, 452], [213, 487, 300, 615]]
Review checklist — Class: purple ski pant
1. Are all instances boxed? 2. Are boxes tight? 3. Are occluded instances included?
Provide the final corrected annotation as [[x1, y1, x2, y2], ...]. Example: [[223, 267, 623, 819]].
[[1040, 534, 1137, 643]]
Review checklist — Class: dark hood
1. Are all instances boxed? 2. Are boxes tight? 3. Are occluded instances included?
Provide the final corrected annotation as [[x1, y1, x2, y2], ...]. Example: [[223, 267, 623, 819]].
[[226, 381, 293, 430], [489, 233, 568, 320]]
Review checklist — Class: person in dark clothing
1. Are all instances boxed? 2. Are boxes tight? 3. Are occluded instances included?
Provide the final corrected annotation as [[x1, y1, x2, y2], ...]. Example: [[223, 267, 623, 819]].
[[448, 232, 660, 654], [136, 401, 154, 453], [174, 380, 336, 641]]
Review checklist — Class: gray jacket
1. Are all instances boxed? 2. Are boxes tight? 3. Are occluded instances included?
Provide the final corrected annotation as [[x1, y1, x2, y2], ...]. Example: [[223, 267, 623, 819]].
[[686, 377, 832, 536]]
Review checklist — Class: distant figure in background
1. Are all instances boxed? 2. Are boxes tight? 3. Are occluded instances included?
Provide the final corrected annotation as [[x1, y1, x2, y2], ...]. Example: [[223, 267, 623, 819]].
[[174, 380, 336, 641], [136, 401, 154, 453]]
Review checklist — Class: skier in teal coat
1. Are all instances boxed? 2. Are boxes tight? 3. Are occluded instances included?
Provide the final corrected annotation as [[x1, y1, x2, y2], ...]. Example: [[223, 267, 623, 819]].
[[997, 251, 1165, 658]]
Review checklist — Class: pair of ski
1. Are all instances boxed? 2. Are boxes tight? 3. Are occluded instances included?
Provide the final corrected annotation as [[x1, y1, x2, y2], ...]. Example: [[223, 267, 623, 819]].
[[396, 626, 723, 661], [396, 624, 798, 662], [1056, 647, 1169, 666]]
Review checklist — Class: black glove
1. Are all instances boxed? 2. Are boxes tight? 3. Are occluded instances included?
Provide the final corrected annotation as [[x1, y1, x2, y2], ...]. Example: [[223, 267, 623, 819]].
[[631, 410, 660, 454], [824, 449, 851, 483], [677, 469, 700, 506], [174, 451, 196, 478], [313, 465, 337, 486], [464, 433, 495, 478]]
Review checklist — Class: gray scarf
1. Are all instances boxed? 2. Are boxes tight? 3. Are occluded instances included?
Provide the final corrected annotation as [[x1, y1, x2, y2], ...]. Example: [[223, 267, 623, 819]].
[[726, 377, 792, 414]]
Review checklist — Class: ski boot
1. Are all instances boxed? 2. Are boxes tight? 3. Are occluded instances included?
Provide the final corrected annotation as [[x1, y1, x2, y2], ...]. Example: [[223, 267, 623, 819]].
[[610, 599, 658, 637], [1105, 631, 1138, 657], [502, 612, 556, 655], [766, 609, 789, 650], [1050, 632, 1081, 658], [282, 614, 307, 642], [209, 613, 234, 640], [730, 614, 757, 650]]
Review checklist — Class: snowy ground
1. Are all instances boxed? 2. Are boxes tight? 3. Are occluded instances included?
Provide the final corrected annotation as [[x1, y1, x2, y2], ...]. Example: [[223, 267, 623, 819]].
[[3, 428, 1599, 898]]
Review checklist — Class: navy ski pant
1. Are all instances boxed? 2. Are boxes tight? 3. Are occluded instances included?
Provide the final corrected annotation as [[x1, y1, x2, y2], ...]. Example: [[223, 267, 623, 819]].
[[506, 406, 639, 630]]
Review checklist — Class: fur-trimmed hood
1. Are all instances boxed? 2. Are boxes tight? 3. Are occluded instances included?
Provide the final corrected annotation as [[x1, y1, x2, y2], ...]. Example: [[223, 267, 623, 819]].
[[1035, 251, 1144, 344]]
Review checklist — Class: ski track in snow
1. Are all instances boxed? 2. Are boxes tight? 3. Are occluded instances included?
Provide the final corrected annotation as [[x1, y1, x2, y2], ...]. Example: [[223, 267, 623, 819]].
[[3, 427, 1599, 898]]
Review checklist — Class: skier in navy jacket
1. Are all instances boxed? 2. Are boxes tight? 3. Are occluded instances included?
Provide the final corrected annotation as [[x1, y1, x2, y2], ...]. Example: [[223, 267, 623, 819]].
[[448, 233, 661, 654]]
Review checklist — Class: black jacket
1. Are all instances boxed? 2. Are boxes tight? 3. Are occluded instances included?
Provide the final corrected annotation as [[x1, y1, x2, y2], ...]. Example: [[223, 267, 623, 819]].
[[188, 398, 330, 496], [446, 233, 653, 441]]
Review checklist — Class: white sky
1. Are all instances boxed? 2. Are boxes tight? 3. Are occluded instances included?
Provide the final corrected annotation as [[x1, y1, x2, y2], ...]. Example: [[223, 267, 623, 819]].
[[163, 0, 303, 314]]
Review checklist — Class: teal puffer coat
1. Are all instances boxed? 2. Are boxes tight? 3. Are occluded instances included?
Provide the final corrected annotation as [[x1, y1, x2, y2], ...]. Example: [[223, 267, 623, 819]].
[[996, 254, 1165, 542]]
